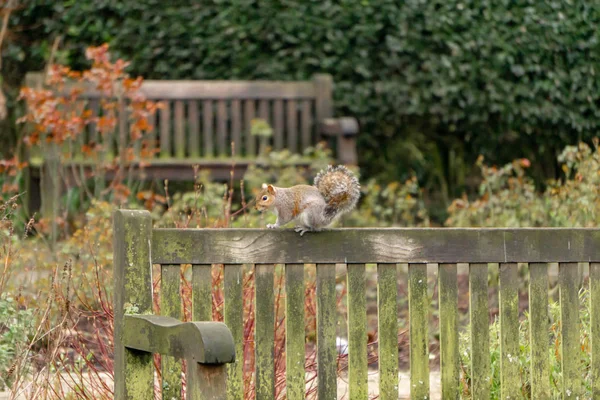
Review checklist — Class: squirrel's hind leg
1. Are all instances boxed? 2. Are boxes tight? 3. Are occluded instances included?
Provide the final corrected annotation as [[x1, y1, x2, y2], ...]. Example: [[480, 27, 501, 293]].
[[294, 225, 313, 236]]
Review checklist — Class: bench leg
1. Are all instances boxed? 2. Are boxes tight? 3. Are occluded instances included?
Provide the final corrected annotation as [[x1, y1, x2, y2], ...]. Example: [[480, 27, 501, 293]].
[[186, 361, 228, 400]]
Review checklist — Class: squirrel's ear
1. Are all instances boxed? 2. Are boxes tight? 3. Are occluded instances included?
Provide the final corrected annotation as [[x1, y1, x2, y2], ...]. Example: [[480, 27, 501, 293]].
[[267, 184, 275, 195]]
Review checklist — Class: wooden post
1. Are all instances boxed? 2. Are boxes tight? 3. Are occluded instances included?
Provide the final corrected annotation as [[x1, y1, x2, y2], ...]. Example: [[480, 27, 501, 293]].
[[40, 142, 60, 247], [113, 210, 154, 399]]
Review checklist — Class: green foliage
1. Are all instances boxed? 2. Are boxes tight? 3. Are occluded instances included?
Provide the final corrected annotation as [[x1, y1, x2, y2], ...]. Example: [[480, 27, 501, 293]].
[[446, 141, 600, 227], [459, 288, 592, 399], [13, 1, 600, 199], [0, 294, 34, 390]]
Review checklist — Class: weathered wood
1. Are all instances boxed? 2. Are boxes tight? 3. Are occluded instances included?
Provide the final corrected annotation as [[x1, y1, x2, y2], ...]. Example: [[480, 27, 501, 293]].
[[560, 262, 583, 398], [230, 100, 242, 155], [273, 99, 284, 150], [529, 263, 550, 398], [592, 262, 600, 398], [409, 263, 429, 399], [347, 264, 367, 400], [121, 315, 235, 363], [161, 264, 182, 399], [186, 363, 228, 400], [469, 263, 490, 398], [377, 263, 399, 400], [286, 100, 298, 153], [174, 100, 185, 158], [301, 100, 312, 150], [244, 100, 256, 156], [113, 210, 154, 400], [499, 263, 519, 399], [216, 100, 227, 156], [192, 264, 212, 321], [313, 74, 333, 122], [160, 101, 171, 158], [137, 80, 317, 100], [223, 264, 243, 399], [255, 264, 275, 399], [438, 263, 459, 399], [202, 101, 214, 158], [316, 263, 337, 399], [188, 100, 200, 158], [151, 228, 600, 265], [285, 264, 305, 400]]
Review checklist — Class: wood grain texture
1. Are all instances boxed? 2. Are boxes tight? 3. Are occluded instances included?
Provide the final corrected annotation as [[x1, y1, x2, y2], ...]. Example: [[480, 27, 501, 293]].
[[192, 264, 212, 321], [438, 263, 459, 399], [217, 100, 227, 156], [174, 100, 185, 158], [499, 263, 519, 399], [469, 263, 490, 398], [285, 264, 305, 400], [160, 101, 171, 158], [255, 264, 275, 400], [230, 100, 242, 156], [160, 264, 182, 399], [560, 262, 583, 398], [377, 263, 399, 400], [113, 210, 154, 400], [224, 264, 243, 400], [347, 264, 367, 400], [409, 263, 429, 399], [316, 264, 337, 400], [244, 100, 256, 156], [188, 100, 200, 157], [286, 100, 298, 153], [151, 228, 600, 265], [273, 99, 284, 150], [529, 263, 550, 399], [301, 100, 312, 150], [202, 101, 214, 158], [592, 262, 600, 398]]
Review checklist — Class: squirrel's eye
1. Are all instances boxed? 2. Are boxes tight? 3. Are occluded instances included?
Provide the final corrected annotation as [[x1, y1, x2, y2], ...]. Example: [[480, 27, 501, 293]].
[[262, 195, 268, 201]]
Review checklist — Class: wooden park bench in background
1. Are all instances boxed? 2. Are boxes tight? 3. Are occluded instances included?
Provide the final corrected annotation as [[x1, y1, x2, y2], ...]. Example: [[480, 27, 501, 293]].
[[114, 209, 600, 399], [23, 72, 358, 217]]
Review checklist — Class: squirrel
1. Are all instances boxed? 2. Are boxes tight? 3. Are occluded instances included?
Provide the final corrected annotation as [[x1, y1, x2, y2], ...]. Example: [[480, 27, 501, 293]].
[[254, 165, 360, 236]]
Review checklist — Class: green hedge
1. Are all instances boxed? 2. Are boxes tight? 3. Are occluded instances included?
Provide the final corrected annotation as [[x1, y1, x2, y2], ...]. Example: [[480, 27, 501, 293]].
[[10, 0, 600, 199]]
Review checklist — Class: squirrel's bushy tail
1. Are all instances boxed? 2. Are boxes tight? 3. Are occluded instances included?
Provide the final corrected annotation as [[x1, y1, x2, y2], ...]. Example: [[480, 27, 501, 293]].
[[314, 165, 361, 220]]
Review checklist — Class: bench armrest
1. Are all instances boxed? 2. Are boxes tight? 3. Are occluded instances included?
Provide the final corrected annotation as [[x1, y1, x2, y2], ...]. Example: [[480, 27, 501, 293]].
[[122, 314, 235, 365], [318, 117, 359, 165]]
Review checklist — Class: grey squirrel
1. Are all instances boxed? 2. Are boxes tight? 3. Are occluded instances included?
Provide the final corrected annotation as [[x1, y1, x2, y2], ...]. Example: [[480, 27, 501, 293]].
[[254, 165, 360, 235]]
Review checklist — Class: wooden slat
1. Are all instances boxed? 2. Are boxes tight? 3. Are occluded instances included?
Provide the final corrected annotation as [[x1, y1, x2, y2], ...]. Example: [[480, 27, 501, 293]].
[[152, 228, 600, 265], [286, 100, 298, 153], [224, 264, 243, 399], [230, 100, 242, 156], [377, 263, 398, 400], [244, 100, 256, 156], [469, 263, 490, 398], [160, 101, 171, 158], [529, 262, 550, 398], [88, 98, 100, 145], [255, 264, 275, 399], [285, 264, 305, 400], [113, 210, 153, 399], [174, 100, 185, 158], [560, 262, 582, 398], [438, 263, 458, 398], [316, 263, 337, 399], [188, 100, 200, 158], [216, 100, 227, 156], [160, 264, 182, 399], [118, 101, 127, 160], [146, 109, 157, 155], [347, 264, 367, 399], [499, 263, 519, 399], [202, 101, 213, 158], [592, 262, 600, 397], [301, 100, 312, 150], [409, 263, 429, 399], [273, 99, 284, 150], [313, 74, 333, 121], [192, 264, 212, 321]]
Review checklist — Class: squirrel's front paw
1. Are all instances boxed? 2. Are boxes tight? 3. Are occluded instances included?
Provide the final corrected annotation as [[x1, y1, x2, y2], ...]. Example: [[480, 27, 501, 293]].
[[266, 223, 278, 229]]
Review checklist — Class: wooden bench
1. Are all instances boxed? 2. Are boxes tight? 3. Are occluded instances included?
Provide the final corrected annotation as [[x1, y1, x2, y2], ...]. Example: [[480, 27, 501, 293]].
[[114, 209, 600, 399], [24, 72, 358, 218]]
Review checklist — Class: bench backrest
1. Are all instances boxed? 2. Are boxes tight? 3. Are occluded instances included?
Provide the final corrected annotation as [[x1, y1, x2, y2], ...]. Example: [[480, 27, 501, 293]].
[[27, 72, 336, 160], [114, 210, 600, 399]]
